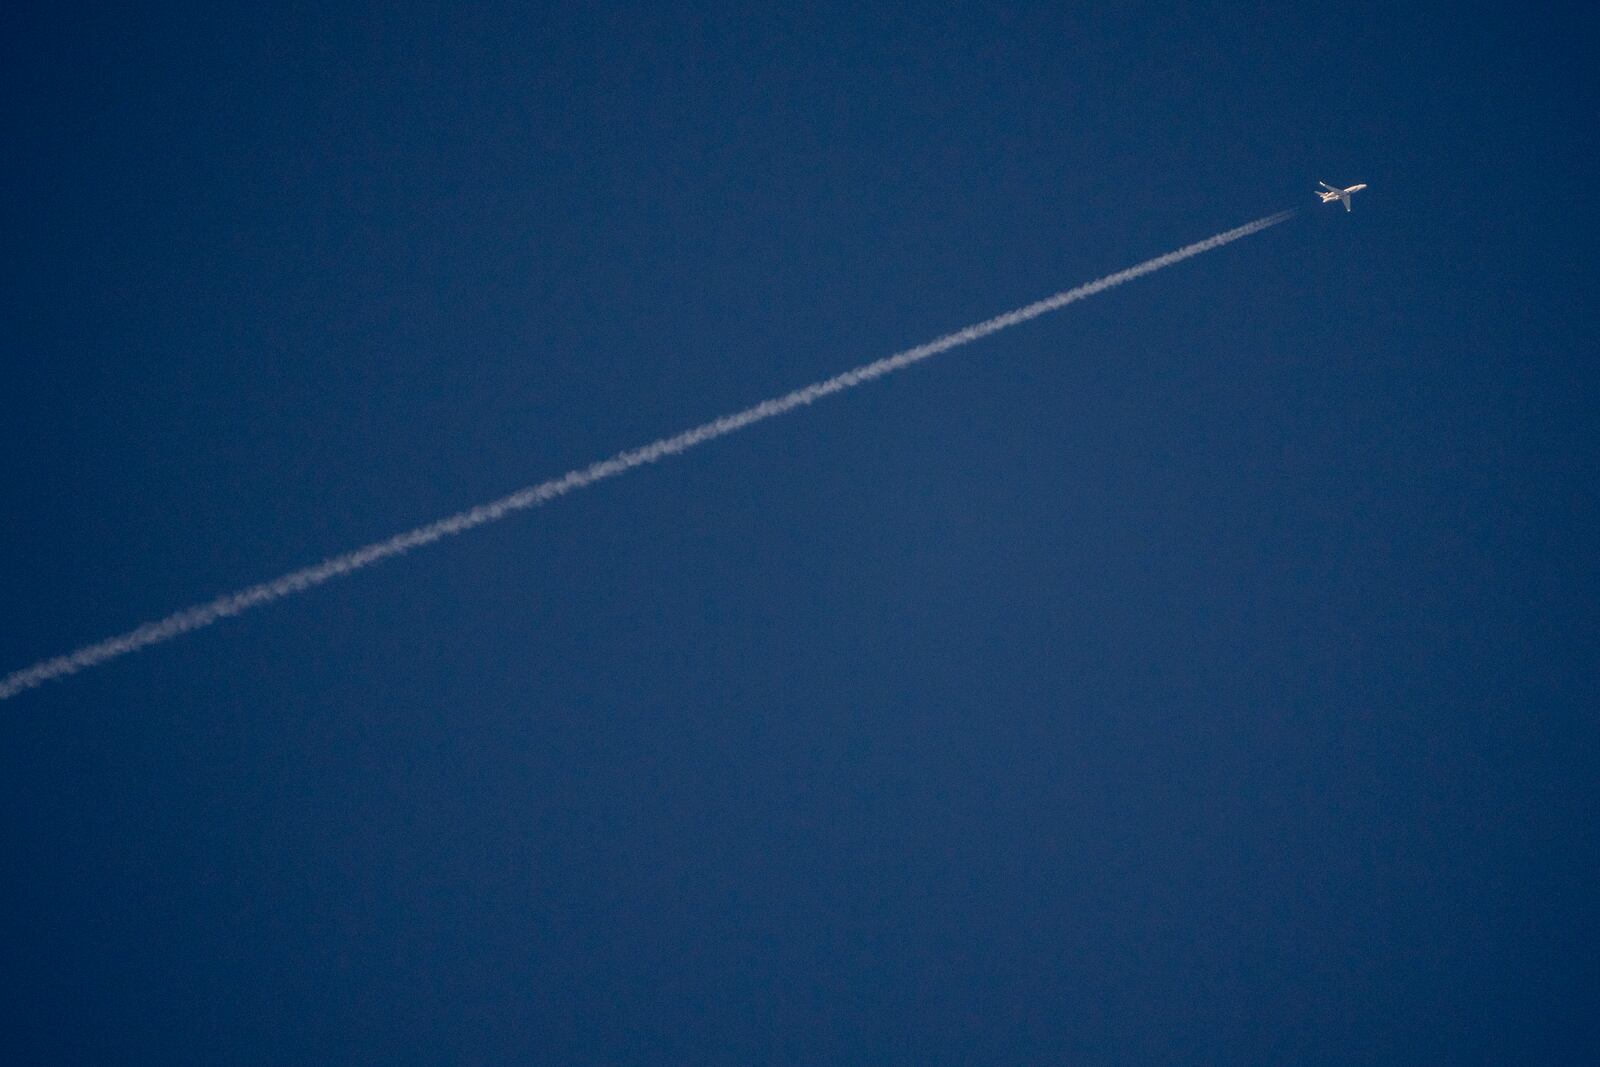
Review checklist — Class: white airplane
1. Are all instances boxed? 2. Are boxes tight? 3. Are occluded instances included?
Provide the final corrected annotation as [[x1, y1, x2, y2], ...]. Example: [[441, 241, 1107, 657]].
[[1317, 180, 1368, 212]]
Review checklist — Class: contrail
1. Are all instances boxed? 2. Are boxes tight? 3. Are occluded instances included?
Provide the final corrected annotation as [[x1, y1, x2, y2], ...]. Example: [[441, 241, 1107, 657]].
[[1, 210, 1294, 702]]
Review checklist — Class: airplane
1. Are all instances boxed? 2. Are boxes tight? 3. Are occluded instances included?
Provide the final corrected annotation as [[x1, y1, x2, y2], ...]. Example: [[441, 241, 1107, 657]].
[[1317, 180, 1368, 212]]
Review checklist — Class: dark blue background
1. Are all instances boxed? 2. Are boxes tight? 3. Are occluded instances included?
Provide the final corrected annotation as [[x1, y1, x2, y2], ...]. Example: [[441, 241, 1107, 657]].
[[4, 2, 1596, 1061]]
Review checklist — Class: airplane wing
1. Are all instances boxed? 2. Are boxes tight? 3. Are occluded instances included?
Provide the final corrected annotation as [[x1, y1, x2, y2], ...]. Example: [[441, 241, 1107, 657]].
[[1320, 181, 1338, 190], [1341, 192, 1352, 211]]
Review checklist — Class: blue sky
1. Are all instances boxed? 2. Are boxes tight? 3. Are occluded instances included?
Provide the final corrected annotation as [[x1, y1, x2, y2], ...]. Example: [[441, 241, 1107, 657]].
[[3, 2, 1596, 1061]]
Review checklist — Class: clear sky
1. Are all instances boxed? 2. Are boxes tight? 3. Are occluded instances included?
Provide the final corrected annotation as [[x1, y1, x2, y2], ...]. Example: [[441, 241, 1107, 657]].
[[3, 2, 1596, 1061]]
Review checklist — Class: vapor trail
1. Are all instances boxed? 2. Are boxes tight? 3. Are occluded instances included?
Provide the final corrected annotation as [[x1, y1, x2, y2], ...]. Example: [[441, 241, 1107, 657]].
[[1, 210, 1294, 702]]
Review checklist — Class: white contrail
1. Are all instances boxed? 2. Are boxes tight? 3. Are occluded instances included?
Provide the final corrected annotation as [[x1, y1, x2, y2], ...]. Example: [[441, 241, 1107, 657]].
[[1, 210, 1294, 702]]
